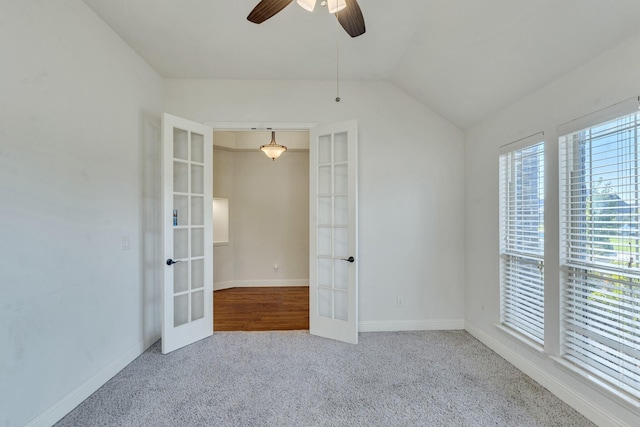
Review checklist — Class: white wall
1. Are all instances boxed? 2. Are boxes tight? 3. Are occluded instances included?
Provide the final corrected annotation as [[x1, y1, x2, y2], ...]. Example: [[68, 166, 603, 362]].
[[232, 150, 309, 284], [464, 33, 640, 426], [166, 79, 466, 329], [0, 1, 163, 426]]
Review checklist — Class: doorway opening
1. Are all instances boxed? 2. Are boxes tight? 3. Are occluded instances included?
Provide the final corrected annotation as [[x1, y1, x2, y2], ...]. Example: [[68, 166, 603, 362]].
[[211, 129, 310, 331], [162, 115, 358, 351]]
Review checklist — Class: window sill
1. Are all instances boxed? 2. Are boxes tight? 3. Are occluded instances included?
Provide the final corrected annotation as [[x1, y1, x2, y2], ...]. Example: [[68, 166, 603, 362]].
[[551, 356, 640, 412], [493, 323, 545, 358], [214, 242, 229, 247]]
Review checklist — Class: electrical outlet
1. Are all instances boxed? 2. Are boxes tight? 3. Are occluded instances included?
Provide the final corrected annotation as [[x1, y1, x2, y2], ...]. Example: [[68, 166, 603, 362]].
[[397, 296, 404, 308]]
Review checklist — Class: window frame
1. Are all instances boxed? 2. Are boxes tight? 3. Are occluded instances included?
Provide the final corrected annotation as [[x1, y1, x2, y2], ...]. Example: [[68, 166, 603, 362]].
[[499, 133, 546, 346], [558, 96, 640, 400]]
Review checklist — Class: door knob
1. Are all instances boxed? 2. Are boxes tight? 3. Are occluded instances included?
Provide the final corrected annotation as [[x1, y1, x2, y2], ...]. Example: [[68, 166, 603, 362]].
[[341, 256, 355, 263], [166, 258, 182, 266]]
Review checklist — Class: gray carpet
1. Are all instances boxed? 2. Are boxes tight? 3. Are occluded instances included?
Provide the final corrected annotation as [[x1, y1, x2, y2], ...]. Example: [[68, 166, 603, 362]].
[[55, 331, 593, 427]]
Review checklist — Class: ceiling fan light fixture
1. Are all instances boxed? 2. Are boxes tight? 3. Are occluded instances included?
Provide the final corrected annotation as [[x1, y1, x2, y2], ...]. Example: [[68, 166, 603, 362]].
[[327, 0, 346, 14], [260, 131, 287, 161], [297, 0, 316, 12], [248, 0, 365, 38]]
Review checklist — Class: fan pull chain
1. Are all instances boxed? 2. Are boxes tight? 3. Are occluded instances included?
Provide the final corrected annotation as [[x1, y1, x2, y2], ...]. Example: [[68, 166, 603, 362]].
[[335, 12, 341, 102]]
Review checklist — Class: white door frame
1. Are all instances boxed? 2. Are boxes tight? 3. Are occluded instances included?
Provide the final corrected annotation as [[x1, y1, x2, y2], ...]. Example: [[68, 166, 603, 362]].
[[210, 121, 359, 344], [205, 122, 318, 132], [206, 119, 357, 325], [206, 120, 359, 343], [206, 121, 317, 328]]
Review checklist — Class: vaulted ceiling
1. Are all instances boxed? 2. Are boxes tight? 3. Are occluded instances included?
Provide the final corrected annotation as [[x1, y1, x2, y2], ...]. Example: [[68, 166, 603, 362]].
[[83, 0, 640, 129]]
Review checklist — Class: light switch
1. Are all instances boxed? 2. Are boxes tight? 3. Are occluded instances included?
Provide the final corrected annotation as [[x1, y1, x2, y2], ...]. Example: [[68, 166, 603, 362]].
[[121, 236, 130, 251]]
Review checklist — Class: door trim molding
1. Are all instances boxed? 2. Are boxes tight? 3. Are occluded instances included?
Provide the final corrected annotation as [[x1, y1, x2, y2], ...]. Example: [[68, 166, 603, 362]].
[[205, 121, 318, 131]]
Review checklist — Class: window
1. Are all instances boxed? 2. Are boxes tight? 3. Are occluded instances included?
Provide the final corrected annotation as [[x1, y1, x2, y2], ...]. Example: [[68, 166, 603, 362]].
[[559, 97, 640, 398], [499, 135, 545, 345]]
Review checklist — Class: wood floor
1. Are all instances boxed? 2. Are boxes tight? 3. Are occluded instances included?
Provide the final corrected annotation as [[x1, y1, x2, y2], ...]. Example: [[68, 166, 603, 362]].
[[213, 286, 309, 331]]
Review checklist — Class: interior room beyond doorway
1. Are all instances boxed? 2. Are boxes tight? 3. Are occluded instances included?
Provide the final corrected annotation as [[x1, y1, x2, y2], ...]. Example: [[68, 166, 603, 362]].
[[212, 130, 310, 331]]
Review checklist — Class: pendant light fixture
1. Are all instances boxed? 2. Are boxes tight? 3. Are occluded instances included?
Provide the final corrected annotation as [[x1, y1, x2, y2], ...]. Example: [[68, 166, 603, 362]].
[[260, 131, 287, 161]]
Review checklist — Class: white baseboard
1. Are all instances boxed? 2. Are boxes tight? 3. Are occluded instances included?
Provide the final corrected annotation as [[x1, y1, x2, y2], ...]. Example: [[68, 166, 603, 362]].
[[464, 322, 631, 427], [214, 279, 309, 291], [359, 319, 465, 332], [25, 332, 160, 427]]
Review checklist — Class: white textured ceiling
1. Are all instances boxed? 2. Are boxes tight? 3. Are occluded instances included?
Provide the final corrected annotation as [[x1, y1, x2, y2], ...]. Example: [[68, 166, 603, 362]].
[[83, 0, 640, 129]]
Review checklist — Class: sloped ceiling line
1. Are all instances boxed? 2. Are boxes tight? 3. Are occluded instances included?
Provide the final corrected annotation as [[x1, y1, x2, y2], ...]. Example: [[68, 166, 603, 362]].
[[83, 0, 640, 129]]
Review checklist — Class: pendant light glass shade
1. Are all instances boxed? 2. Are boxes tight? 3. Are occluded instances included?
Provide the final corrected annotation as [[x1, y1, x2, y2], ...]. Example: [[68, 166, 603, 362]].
[[297, 0, 316, 12], [327, 0, 346, 13], [260, 131, 287, 161]]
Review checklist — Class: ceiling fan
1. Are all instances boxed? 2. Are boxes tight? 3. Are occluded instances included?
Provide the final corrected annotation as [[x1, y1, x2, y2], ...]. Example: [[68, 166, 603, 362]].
[[247, 0, 366, 38]]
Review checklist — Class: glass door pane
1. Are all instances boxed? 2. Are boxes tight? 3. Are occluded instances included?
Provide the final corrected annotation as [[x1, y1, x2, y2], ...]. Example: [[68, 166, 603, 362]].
[[316, 131, 350, 322], [309, 119, 358, 344], [172, 129, 207, 327]]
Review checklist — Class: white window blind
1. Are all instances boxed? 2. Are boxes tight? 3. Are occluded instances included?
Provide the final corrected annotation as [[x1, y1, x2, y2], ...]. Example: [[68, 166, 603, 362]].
[[559, 98, 640, 398], [499, 137, 545, 345]]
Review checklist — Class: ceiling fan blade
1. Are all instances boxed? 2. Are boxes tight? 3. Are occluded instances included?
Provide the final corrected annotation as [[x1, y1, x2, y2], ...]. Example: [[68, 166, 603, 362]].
[[336, 0, 366, 37], [247, 0, 295, 24]]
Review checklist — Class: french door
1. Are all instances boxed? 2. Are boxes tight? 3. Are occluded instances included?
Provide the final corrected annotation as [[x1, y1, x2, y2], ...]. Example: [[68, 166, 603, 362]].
[[161, 114, 213, 354], [309, 120, 358, 344]]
